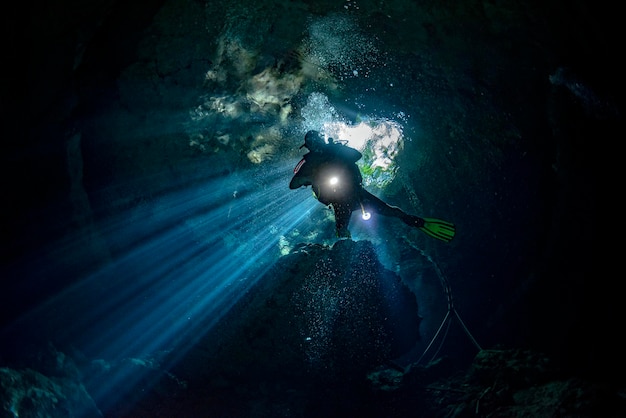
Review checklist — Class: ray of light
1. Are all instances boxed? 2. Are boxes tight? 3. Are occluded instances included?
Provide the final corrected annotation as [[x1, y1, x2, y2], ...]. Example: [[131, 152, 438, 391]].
[[1, 157, 320, 411]]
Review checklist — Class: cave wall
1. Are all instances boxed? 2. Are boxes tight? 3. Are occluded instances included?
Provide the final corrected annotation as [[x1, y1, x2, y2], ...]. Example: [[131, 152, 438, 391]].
[[1, 0, 616, 385]]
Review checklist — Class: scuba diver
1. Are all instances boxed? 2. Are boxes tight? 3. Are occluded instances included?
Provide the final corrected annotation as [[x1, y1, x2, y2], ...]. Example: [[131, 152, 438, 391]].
[[289, 130, 455, 241]]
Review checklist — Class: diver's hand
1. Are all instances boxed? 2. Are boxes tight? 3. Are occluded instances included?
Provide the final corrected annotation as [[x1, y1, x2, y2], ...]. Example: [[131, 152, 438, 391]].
[[289, 176, 311, 189]]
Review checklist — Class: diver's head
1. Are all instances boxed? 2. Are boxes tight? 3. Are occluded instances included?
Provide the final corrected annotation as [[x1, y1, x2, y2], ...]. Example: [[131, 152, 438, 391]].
[[301, 130, 326, 152]]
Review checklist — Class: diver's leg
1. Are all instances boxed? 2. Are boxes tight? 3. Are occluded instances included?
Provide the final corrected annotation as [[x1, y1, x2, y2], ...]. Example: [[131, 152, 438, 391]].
[[360, 190, 406, 218], [332, 202, 354, 238], [360, 190, 424, 227]]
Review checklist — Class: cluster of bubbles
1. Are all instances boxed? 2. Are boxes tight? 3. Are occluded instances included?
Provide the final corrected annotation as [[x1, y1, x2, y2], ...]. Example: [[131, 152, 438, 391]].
[[300, 92, 343, 132], [303, 13, 382, 80]]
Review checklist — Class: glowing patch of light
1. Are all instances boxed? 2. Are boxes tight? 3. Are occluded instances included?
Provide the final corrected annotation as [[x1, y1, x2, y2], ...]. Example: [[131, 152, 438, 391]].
[[323, 119, 405, 187], [324, 121, 372, 150]]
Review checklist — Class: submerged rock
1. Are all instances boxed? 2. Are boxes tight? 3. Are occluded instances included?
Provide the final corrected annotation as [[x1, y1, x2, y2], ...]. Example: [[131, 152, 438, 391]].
[[199, 239, 419, 377], [159, 239, 422, 416], [367, 349, 626, 417], [0, 344, 102, 418]]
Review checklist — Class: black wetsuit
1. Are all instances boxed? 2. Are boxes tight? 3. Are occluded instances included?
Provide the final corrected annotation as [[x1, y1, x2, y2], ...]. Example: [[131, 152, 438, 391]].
[[290, 142, 420, 237]]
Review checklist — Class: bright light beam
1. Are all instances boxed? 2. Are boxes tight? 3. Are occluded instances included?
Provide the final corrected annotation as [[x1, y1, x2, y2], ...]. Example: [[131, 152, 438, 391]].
[[2, 158, 320, 413]]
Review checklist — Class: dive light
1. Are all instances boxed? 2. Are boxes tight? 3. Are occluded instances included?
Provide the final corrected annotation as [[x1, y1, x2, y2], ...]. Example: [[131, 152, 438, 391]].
[[360, 201, 371, 220], [326, 174, 371, 220]]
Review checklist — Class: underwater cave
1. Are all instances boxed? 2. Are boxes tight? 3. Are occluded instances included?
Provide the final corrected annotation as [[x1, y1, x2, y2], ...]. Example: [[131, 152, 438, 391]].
[[0, 0, 619, 416]]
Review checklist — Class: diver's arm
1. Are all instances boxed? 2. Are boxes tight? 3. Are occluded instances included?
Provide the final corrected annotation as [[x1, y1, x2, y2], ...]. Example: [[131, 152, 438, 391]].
[[289, 174, 311, 189], [290, 155, 315, 189]]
